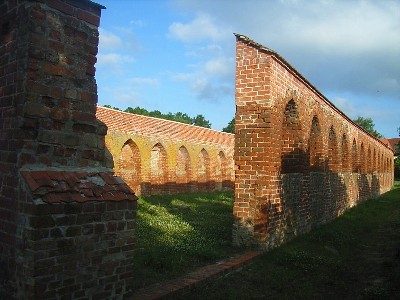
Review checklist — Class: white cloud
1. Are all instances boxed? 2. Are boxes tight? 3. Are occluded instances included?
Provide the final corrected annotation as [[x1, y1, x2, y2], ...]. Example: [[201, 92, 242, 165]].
[[129, 19, 145, 27], [281, 1, 400, 56], [330, 97, 357, 119], [170, 56, 234, 101], [129, 77, 160, 87], [204, 57, 233, 77], [168, 13, 232, 43], [99, 28, 122, 50], [97, 53, 135, 65], [96, 53, 136, 75]]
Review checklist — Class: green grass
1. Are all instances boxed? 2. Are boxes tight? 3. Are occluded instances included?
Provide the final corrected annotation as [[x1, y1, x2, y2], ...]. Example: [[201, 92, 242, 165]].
[[132, 190, 244, 290], [177, 182, 400, 299]]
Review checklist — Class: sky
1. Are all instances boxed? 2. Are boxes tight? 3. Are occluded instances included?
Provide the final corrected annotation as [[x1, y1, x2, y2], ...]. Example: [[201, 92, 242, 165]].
[[95, 0, 400, 138]]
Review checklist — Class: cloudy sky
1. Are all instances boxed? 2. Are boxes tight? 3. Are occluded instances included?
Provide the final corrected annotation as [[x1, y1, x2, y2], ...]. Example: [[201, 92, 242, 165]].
[[96, 0, 400, 138]]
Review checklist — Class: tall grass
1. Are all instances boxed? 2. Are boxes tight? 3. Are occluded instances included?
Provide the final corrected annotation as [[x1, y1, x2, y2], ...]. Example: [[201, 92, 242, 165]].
[[132, 190, 242, 290]]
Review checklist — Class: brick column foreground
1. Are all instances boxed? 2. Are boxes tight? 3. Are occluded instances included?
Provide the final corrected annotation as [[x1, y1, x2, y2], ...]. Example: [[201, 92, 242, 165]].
[[0, 1, 138, 299]]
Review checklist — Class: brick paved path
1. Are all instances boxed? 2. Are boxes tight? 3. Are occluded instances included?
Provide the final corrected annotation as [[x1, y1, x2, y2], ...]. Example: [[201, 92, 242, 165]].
[[131, 251, 262, 299]]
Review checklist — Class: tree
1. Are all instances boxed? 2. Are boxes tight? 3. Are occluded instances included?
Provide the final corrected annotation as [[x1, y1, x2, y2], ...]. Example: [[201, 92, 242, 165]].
[[222, 118, 235, 133], [108, 105, 212, 129], [103, 104, 121, 111], [124, 106, 149, 115], [191, 114, 211, 128], [173, 112, 192, 125], [353, 116, 383, 138]]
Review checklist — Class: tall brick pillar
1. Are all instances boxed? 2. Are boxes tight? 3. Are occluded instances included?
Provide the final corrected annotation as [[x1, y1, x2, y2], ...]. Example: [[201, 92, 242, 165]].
[[0, 1, 138, 299]]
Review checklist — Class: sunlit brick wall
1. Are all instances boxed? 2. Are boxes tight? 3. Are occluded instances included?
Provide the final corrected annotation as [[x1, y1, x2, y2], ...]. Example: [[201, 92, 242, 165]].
[[96, 106, 235, 196], [233, 34, 394, 249]]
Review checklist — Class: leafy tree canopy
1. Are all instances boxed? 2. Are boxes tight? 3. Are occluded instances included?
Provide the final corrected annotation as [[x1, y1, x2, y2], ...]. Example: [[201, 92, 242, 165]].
[[222, 117, 235, 133], [103, 104, 121, 111], [353, 116, 383, 138], [104, 105, 211, 129]]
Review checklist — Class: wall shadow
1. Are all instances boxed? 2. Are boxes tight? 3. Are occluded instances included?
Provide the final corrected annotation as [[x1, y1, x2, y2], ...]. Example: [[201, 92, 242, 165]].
[[140, 180, 234, 196], [260, 148, 382, 246]]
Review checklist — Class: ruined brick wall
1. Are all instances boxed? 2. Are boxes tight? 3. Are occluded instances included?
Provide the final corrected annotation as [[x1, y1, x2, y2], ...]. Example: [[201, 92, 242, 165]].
[[0, 1, 137, 299], [233, 34, 394, 249], [96, 106, 235, 195]]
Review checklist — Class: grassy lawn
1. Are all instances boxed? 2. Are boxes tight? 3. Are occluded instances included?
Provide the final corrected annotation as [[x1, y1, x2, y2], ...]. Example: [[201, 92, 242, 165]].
[[132, 190, 244, 290], [178, 182, 400, 299]]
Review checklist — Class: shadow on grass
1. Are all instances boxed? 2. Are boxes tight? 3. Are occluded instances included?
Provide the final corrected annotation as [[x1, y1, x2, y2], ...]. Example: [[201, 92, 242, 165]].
[[132, 190, 244, 290], [176, 183, 400, 300]]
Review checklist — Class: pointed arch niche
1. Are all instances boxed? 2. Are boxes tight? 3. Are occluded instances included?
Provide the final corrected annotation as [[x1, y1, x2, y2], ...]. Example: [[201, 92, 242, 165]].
[[116, 139, 142, 195], [150, 143, 168, 192], [352, 139, 359, 173], [328, 126, 340, 172], [281, 99, 304, 173], [197, 148, 210, 190], [216, 151, 228, 190], [341, 133, 350, 172], [176, 146, 191, 186], [309, 115, 324, 172]]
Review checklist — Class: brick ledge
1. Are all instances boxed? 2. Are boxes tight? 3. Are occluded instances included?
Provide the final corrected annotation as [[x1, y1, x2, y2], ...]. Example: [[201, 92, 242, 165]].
[[21, 170, 138, 203], [131, 250, 262, 300]]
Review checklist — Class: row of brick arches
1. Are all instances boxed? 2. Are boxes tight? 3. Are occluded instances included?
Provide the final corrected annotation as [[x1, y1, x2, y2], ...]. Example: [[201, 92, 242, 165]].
[[116, 139, 233, 195], [233, 34, 394, 248], [282, 99, 393, 178]]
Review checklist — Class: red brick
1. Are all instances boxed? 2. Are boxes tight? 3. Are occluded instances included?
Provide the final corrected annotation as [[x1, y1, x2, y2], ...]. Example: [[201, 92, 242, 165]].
[[232, 34, 394, 248], [77, 9, 100, 26], [46, 0, 75, 16]]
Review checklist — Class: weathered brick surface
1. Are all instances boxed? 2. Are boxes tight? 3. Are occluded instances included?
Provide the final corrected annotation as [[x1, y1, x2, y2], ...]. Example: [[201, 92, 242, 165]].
[[96, 106, 235, 195], [233, 34, 394, 248], [0, 1, 138, 299]]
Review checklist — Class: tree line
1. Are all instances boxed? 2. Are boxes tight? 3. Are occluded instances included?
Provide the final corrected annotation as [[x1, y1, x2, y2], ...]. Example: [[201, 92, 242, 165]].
[[103, 105, 211, 128]]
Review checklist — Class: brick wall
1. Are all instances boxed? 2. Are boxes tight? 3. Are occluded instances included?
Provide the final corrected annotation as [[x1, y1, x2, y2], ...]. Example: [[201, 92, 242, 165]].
[[96, 106, 235, 195], [0, 1, 138, 299], [233, 34, 394, 249]]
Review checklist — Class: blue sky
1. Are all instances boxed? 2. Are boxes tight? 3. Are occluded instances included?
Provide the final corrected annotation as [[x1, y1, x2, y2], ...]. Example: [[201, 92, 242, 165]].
[[96, 0, 400, 138]]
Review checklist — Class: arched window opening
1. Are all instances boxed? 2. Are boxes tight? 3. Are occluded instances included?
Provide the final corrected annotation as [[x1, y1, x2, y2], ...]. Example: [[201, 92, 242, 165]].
[[386, 158, 390, 173], [372, 149, 377, 172], [309, 115, 323, 172], [360, 143, 366, 173], [352, 139, 358, 173], [117, 139, 141, 194], [367, 147, 372, 173], [150, 143, 168, 188], [197, 149, 210, 184], [328, 126, 339, 172], [341, 133, 349, 172], [376, 151, 381, 173], [281, 99, 304, 173], [176, 146, 191, 185], [216, 151, 228, 189]]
